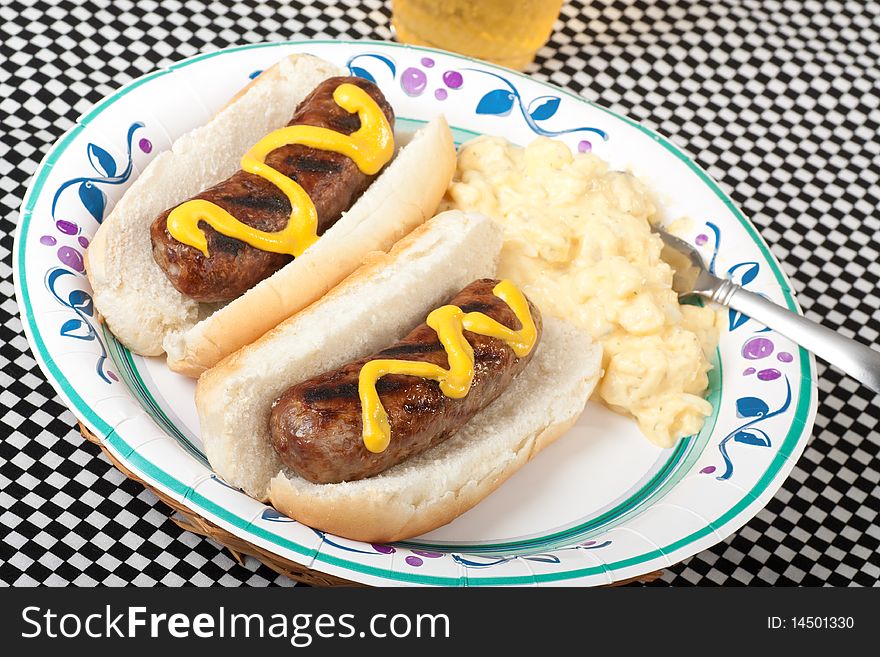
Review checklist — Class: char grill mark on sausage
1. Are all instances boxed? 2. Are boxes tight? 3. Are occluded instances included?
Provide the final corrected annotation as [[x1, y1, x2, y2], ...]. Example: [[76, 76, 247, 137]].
[[302, 382, 360, 403], [222, 193, 290, 213], [456, 301, 494, 314], [301, 376, 409, 404], [268, 279, 543, 484], [285, 156, 345, 174], [378, 341, 444, 357], [149, 76, 395, 303]]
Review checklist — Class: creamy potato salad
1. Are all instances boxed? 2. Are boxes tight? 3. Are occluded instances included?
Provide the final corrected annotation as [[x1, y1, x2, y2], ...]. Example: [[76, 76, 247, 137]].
[[441, 136, 718, 448]]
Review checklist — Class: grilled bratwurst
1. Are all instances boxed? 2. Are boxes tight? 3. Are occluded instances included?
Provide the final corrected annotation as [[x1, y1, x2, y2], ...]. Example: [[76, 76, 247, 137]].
[[150, 76, 395, 302], [269, 279, 543, 484]]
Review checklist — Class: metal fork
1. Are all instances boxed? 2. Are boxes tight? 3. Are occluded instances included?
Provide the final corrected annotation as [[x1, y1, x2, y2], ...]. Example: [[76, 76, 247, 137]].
[[653, 225, 880, 394]]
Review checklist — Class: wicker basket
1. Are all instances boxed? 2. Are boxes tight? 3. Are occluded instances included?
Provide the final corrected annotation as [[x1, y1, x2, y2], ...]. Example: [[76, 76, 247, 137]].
[[79, 422, 663, 587]]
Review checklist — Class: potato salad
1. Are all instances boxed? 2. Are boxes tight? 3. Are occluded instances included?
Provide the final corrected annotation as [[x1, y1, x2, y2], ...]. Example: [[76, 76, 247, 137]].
[[442, 136, 718, 447]]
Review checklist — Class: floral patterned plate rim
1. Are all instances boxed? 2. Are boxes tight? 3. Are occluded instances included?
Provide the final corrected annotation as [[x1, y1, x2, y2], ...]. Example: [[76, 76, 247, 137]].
[[14, 40, 817, 586]]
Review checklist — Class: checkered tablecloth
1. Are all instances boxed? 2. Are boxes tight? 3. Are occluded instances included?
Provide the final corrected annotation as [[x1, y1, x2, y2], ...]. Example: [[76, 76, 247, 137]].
[[2, 0, 878, 586]]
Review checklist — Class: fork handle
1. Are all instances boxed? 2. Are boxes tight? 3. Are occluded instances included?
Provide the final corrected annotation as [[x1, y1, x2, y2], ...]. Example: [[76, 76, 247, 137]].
[[711, 280, 880, 394]]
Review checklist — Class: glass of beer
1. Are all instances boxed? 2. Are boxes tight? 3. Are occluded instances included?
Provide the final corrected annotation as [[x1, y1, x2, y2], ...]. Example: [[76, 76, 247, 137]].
[[391, 0, 566, 70]]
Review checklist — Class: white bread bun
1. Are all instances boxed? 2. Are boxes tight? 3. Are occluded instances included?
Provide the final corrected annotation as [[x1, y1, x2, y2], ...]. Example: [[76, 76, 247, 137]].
[[270, 317, 601, 543], [86, 53, 457, 377], [196, 209, 603, 542], [197, 210, 505, 498]]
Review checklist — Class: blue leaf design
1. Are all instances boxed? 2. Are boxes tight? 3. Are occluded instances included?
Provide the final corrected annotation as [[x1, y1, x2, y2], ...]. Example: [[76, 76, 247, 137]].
[[716, 376, 792, 481], [729, 261, 760, 286], [368, 54, 396, 78], [60, 318, 82, 335], [350, 66, 376, 84], [727, 262, 761, 331], [736, 396, 769, 418], [706, 221, 721, 275], [260, 508, 294, 522], [346, 54, 396, 80], [741, 264, 759, 285], [733, 429, 771, 447], [60, 318, 93, 340], [78, 182, 106, 223], [728, 308, 751, 331], [68, 289, 93, 316], [476, 89, 515, 116], [529, 97, 560, 121], [87, 143, 117, 177], [451, 555, 512, 568], [524, 554, 561, 564]]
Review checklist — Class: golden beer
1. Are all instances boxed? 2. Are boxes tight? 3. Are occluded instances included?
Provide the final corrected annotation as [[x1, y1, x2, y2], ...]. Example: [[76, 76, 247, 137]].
[[391, 0, 566, 70]]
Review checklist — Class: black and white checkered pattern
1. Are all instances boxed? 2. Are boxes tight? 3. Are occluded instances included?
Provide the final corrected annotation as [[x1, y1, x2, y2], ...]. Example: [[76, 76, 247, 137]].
[[2, 0, 878, 586]]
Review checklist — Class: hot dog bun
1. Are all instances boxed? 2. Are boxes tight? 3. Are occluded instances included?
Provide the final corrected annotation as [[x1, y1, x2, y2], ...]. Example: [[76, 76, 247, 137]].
[[86, 54, 456, 377], [196, 210, 603, 542]]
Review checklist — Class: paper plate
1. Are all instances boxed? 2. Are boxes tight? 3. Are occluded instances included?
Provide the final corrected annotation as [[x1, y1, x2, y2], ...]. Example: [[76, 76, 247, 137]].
[[13, 40, 817, 586]]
